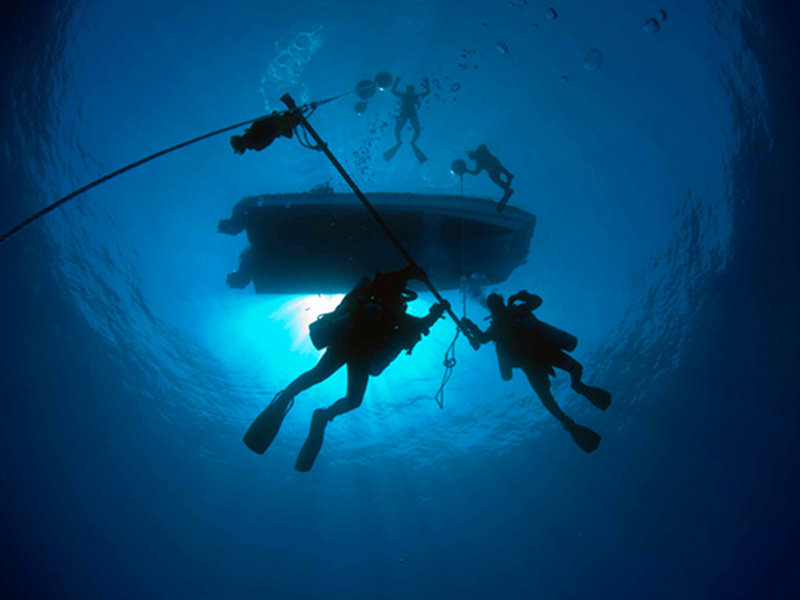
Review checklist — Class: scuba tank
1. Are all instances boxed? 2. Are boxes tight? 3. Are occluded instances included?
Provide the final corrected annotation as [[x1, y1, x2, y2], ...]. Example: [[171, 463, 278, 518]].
[[309, 311, 355, 350]]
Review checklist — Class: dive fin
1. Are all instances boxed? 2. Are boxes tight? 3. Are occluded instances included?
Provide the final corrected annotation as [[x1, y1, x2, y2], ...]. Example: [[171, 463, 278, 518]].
[[295, 409, 329, 472], [496, 188, 515, 213], [579, 385, 611, 411], [411, 143, 427, 164], [242, 393, 293, 455], [563, 420, 601, 454], [383, 142, 402, 162]]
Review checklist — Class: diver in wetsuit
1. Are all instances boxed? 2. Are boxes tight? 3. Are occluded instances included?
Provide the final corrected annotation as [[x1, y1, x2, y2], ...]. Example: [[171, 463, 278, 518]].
[[384, 76, 430, 163], [464, 144, 515, 212], [243, 265, 448, 471], [462, 291, 611, 453], [230, 110, 304, 154]]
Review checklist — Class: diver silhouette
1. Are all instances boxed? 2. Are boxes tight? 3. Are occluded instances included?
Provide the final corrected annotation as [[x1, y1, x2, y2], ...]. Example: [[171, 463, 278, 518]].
[[243, 265, 448, 471], [384, 76, 430, 164], [464, 144, 515, 212], [230, 110, 303, 154], [462, 290, 611, 453]]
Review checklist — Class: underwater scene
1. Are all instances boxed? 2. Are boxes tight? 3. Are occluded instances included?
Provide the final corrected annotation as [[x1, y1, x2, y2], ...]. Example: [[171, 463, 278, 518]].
[[1, 0, 798, 598]]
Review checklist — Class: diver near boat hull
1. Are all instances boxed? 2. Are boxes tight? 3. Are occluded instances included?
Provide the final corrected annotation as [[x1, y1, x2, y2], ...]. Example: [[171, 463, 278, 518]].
[[463, 144, 515, 212], [243, 265, 447, 471], [462, 290, 611, 453]]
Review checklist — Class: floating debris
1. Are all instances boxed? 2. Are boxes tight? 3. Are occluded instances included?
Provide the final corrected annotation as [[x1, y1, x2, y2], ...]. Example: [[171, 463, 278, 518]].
[[560, 75, 569, 83], [546, 7, 557, 20], [458, 63, 469, 70], [583, 48, 603, 71], [496, 41, 509, 55], [450, 82, 461, 92], [643, 18, 661, 34], [508, 0, 527, 8]]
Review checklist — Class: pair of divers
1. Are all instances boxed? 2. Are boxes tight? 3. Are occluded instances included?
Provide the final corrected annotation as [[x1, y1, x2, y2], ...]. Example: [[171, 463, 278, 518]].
[[243, 265, 447, 471]]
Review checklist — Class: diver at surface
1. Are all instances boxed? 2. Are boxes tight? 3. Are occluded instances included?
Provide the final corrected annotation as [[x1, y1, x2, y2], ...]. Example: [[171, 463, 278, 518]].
[[243, 265, 448, 471], [384, 76, 430, 164], [464, 144, 515, 212], [462, 290, 611, 453], [230, 110, 303, 154]]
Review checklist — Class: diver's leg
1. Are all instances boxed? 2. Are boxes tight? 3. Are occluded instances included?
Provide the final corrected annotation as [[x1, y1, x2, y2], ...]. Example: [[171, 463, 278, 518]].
[[410, 113, 421, 143], [325, 357, 370, 418], [394, 116, 407, 142], [295, 357, 369, 471], [523, 365, 601, 453], [283, 346, 346, 398], [551, 351, 611, 410], [522, 365, 570, 425]]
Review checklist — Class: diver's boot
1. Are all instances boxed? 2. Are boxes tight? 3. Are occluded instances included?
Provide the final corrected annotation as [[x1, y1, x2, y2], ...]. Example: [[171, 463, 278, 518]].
[[295, 408, 330, 472], [562, 417, 601, 454], [572, 382, 611, 411], [242, 392, 294, 455]]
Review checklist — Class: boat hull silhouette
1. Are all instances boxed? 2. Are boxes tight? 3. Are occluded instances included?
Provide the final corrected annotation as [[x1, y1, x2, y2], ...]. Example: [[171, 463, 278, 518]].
[[219, 192, 535, 293]]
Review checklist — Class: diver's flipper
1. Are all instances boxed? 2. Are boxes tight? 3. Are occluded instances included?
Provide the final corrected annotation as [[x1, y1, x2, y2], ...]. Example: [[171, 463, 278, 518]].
[[563, 420, 601, 454], [411, 143, 427, 164], [243, 393, 293, 455], [383, 142, 402, 162], [496, 188, 515, 213], [295, 409, 329, 472], [575, 384, 611, 411]]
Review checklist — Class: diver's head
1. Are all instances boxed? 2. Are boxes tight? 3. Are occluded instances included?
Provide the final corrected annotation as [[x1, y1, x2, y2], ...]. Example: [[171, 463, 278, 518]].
[[406, 85, 414, 93], [486, 293, 505, 314]]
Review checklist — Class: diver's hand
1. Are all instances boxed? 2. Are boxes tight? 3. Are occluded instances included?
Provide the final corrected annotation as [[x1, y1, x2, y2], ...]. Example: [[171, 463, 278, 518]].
[[429, 301, 448, 319]]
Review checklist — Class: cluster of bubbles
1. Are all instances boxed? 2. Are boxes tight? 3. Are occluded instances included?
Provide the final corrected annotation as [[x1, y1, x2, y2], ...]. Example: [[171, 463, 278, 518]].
[[351, 71, 393, 114], [260, 27, 324, 108], [643, 9, 668, 34]]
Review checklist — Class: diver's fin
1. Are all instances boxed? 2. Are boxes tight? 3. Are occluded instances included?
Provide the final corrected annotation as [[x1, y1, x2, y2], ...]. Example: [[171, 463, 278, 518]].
[[496, 188, 515, 213], [383, 142, 402, 162], [563, 420, 601, 454], [242, 393, 293, 455], [575, 384, 611, 411], [295, 409, 329, 472], [411, 143, 427, 164]]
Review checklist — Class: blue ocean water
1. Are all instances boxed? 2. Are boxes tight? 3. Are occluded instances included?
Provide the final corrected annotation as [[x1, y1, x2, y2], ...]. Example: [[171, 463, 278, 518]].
[[1, 0, 798, 598]]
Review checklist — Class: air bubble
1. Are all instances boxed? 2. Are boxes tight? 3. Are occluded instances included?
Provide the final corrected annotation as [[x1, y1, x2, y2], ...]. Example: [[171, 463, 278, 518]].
[[545, 7, 557, 19], [496, 41, 509, 55], [583, 48, 603, 71], [643, 18, 661, 34]]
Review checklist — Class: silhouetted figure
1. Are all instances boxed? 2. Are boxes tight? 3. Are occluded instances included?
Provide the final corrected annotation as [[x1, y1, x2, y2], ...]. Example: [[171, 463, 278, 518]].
[[462, 291, 610, 453], [384, 76, 430, 164], [464, 144, 515, 212], [243, 265, 448, 471], [230, 110, 303, 154]]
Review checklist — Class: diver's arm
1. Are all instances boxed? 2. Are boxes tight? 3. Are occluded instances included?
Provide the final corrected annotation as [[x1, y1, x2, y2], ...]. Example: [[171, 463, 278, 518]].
[[391, 77, 401, 96], [464, 164, 482, 175], [461, 318, 492, 345]]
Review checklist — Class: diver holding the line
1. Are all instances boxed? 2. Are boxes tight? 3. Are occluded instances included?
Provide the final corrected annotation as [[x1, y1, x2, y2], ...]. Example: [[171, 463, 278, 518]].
[[243, 264, 448, 471], [462, 290, 611, 453]]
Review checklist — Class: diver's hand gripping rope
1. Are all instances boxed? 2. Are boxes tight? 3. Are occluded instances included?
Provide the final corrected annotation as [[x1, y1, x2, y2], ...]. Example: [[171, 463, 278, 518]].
[[280, 93, 480, 349]]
